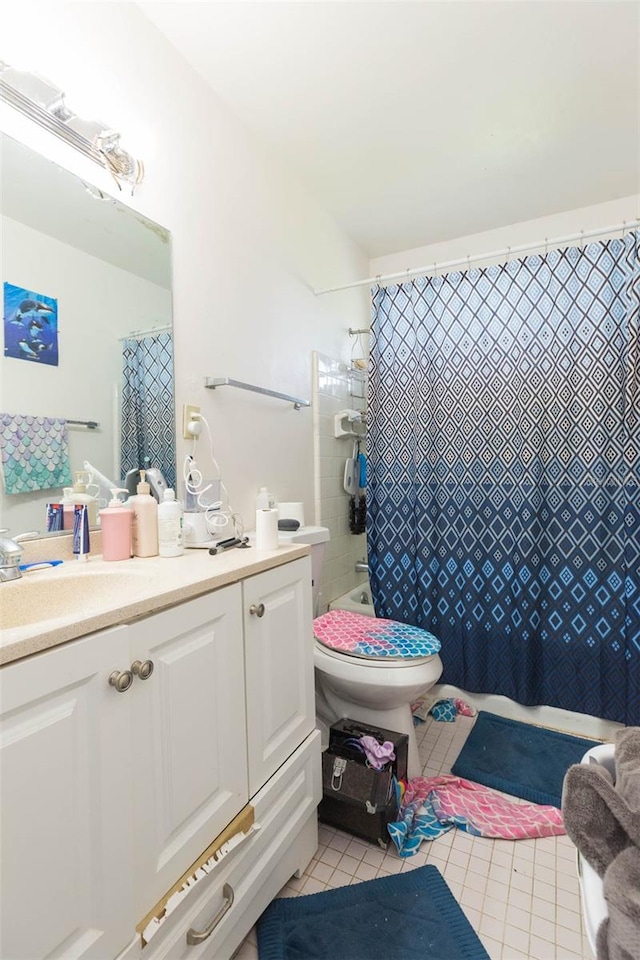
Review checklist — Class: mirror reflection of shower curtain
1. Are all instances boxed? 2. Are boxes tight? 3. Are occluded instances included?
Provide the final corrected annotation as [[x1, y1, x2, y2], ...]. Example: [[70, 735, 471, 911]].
[[120, 332, 176, 489]]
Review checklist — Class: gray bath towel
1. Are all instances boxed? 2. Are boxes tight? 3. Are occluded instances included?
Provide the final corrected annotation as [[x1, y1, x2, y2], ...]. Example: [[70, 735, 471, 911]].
[[562, 763, 640, 876], [596, 846, 640, 960], [562, 728, 640, 960], [613, 728, 640, 812], [562, 729, 640, 877]]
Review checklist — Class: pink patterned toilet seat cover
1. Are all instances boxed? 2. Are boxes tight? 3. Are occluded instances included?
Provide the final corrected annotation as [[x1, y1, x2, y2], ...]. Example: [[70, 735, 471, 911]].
[[313, 610, 441, 661]]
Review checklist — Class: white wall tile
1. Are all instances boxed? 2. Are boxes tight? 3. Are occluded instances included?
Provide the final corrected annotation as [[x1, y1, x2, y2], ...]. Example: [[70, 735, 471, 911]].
[[313, 352, 369, 604]]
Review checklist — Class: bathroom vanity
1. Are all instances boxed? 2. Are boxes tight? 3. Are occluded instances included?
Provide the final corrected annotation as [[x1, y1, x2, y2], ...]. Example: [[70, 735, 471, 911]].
[[0, 546, 321, 960]]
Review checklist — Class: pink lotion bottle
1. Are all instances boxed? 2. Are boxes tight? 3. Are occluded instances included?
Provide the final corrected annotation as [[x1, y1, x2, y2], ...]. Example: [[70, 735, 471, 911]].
[[99, 488, 132, 561]]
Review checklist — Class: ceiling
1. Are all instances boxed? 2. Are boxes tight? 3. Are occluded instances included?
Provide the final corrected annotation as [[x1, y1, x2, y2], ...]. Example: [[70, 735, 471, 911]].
[[139, 1, 640, 260]]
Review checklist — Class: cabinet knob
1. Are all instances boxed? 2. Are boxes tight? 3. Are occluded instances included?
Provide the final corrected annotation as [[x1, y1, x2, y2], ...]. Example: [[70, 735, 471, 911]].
[[108, 670, 134, 693], [131, 659, 154, 680], [249, 603, 265, 618]]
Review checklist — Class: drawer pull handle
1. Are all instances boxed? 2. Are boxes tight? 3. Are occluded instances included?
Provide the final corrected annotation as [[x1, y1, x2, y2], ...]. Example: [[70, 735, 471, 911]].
[[131, 659, 154, 680], [186, 883, 234, 945], [108, 670, 133, 693], [249, 603, 265, 618]]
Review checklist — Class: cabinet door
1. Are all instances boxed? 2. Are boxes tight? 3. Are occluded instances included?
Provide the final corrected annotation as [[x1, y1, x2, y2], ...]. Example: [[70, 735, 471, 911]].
[[244, 557, 315, 796], [130, 585, 248, 921], [0, 627, 135, 960]]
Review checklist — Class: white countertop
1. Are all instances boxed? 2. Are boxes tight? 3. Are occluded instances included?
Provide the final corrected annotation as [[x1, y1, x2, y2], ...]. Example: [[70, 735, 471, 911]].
[[0, 544, 309, 667]]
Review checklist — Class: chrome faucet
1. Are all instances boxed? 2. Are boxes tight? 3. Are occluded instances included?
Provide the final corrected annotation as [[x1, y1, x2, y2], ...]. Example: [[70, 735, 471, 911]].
[[355, 559, 368, 574], [0, 530, 39, 582]]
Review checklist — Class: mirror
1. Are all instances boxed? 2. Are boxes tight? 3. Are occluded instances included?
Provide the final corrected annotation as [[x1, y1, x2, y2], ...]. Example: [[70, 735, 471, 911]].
[[0, 133, 174, 537]]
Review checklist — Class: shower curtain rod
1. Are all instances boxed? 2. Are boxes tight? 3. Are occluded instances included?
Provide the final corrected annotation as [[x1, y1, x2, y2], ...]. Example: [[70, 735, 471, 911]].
[[118, 324, 171, 341], [314, 218, 640, 296]]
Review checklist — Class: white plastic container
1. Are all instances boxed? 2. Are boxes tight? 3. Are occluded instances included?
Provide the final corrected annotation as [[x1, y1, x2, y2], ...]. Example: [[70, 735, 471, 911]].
[[62, 472, 99, 527], [157, 488, 184, 557], [256, 487, 275, 510]]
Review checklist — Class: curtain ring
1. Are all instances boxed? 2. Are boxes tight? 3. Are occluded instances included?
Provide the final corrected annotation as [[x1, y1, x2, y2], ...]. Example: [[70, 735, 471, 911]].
[[544, 237, 548, 257], [621, 220, 626, 240], [466, 254, 471, 274], [433, 261, 438, 278], [580, 230, 585, 250], [506, 245, 511, 266]]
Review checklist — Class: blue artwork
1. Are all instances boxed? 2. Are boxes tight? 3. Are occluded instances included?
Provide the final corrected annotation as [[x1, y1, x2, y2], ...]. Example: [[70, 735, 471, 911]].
[[3, 282, 59, 366]]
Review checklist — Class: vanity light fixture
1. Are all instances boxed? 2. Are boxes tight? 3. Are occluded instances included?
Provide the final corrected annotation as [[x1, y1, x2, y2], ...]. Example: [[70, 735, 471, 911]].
[[0, 60, 144, 191]]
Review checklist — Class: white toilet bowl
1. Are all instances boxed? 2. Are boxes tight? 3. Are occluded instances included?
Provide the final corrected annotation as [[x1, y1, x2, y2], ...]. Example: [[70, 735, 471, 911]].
[[275, 523, 443, 779], [314, 641, 443, 778]]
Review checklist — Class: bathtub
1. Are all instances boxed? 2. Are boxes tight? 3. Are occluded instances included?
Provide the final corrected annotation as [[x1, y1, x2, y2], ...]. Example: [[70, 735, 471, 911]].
[[329, 579, 375, 617]]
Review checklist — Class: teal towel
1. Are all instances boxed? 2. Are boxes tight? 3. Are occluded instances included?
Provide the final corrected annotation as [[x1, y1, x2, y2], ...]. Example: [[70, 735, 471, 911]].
[[0, 413, 72, 494], [358, 452, 367, 488]]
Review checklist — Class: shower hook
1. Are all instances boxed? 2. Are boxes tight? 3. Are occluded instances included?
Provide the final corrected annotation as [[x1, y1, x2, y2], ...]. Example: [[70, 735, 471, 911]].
[[580, 230, 586, 251], [505, 245, 511, 266], [350, 327, 366, 367]]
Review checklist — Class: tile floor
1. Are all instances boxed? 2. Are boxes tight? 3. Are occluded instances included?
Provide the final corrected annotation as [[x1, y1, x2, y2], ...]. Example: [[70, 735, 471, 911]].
[[234, 715, 592, 960]]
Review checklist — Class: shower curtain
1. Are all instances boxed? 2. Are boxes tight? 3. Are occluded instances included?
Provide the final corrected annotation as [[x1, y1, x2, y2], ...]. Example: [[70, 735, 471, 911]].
[[368, 233, 639, 725], [121, 332, 176, 489]]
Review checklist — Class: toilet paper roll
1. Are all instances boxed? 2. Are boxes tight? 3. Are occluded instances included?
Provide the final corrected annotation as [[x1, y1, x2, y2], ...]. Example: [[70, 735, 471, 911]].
[[255, 508, 279, 551], [277, 501, 305, 526]]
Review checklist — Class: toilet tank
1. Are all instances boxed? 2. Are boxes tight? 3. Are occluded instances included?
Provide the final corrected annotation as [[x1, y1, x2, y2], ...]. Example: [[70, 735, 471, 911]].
[[277, 525, 330, 615]]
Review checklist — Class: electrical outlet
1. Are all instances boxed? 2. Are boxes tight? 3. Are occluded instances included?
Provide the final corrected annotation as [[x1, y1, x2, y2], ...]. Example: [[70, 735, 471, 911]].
[[182, 404, 200, 439]]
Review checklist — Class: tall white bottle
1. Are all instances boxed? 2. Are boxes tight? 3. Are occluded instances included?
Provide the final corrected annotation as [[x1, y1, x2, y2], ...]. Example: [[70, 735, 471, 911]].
[[129, 470, 159, 558], [157, 488, 184, 558]]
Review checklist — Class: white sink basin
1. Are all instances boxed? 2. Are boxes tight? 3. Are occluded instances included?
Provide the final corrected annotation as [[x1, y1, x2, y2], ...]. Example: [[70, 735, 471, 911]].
[[0, 570, 151, 631]]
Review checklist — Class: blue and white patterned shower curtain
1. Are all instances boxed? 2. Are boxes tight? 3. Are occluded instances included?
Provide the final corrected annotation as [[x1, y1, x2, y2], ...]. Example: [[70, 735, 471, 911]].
[[368, 233, 639, 725], [121, 332, 176, 489]]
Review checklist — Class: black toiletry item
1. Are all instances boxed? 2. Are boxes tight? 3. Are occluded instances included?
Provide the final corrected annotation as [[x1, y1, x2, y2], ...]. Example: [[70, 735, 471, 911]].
[[278, 519, 301, 531], [208, 537, 249, 555]]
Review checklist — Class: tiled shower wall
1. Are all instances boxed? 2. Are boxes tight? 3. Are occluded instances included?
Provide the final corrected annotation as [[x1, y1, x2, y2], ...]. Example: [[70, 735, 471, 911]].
[[312, 352, 368, 611]]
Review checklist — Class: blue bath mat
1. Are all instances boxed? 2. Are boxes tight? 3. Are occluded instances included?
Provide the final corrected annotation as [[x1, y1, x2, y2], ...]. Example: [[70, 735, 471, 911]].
[[257, 864, 489, 960], [451, 711, 600, 808]]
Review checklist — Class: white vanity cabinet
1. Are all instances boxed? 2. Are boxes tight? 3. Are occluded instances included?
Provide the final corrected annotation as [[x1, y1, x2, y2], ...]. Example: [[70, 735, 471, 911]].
[[129, 585, 248, 922], [0, 554, 320, 960], [244, 559, 315, 795], [0, 625, 136, 960]]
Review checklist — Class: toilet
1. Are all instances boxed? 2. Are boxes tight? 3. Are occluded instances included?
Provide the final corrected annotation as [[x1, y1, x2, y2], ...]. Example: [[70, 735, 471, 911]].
[[278, 525, 443, 779]]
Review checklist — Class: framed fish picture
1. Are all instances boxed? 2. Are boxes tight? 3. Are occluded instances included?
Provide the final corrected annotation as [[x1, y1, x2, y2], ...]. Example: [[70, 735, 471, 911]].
[[3, 282, 59, 366]]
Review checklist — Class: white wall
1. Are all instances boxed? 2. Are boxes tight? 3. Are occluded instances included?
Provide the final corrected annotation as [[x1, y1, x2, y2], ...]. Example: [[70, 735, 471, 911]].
[[0, 1, 369, 541], [0, 214, 170, 534], [370, 195, 640, 279]]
